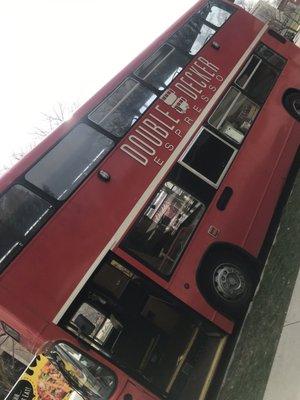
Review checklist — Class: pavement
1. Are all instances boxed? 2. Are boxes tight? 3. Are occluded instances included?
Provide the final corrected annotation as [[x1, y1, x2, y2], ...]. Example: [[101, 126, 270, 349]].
[[214, 166, 300, 400]]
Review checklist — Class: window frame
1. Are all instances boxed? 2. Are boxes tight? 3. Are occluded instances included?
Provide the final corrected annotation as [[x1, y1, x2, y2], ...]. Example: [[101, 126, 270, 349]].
[[88, 77, 157, 137], [0, 184, 54, 272], [47, 340, 118, 399], [179, 127, 237, 189], [207, 42, 286, 145]]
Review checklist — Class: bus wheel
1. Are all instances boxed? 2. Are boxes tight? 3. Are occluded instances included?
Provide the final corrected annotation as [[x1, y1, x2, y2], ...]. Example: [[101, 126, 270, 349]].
[[283, 90, 300, 121], [199, 253, 258, 318]]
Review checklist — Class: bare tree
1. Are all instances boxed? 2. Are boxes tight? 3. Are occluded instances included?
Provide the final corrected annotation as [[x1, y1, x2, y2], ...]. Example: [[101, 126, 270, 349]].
[[33, 102, 78, 139], [1, 102, 78, 175]]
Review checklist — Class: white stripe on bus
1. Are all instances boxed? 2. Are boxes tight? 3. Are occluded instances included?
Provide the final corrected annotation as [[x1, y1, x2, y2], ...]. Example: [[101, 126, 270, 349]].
[[53, 24, 268, 324]]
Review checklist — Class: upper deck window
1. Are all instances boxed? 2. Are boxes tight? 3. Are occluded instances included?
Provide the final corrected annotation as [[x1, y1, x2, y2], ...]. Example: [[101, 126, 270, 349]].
[[134, 44, 190, 91], [88, 78, 157, 137], [0, 185, 53, 271], [26, 123, 114, 200], [200, 3, 232, 27], [168, 16, 216, 56], [167, 1, 233, 56]]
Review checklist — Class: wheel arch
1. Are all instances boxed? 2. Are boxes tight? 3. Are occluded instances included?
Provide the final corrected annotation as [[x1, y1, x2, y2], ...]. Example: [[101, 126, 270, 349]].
[[196, 241, 261, 289], [282, 88, 300, 121]]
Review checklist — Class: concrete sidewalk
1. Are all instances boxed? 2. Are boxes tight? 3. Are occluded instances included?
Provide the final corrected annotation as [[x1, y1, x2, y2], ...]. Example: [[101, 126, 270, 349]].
[[215, 169, 300, 400], [263, 269, 300, 400]]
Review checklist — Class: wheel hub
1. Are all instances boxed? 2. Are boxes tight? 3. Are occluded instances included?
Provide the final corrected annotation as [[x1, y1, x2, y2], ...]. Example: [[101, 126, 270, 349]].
[[213, 264, 246, 301], [292, 99, 300, 117]]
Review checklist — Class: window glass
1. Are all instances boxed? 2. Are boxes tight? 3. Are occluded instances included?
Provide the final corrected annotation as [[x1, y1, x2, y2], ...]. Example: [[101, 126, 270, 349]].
[[209, 87, 260, 143], [88, 78, 157, 137], [236, 55, 278, 104], [0, 185, 53, 269], [200, 3, 232, 27], [122, 182, 205, 276], [47, 342, 116, 400], [134, 44, 190, 91], [26, 123, 114, 200], [181, 129, 236, 186], [71, 303, 114, 345], [168, 15, 215, 55], [255, 43, 286, 71]]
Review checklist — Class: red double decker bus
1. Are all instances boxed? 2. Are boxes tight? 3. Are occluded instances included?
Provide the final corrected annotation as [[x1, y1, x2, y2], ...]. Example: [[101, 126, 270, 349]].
[[1, 0, 299, 399]]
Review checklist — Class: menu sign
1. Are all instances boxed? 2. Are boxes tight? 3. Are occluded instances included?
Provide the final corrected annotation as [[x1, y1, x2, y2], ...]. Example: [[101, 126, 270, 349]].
[[5, 354, 75, 400]]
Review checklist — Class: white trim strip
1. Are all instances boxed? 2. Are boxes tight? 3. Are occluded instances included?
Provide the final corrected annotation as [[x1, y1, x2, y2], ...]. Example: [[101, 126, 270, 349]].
[[53, 24, 268, 324]]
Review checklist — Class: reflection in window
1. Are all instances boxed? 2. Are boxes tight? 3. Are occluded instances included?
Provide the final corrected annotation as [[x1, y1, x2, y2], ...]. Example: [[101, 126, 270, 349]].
[[255, 43, 286, 71], [122, 182, 205, 276], [209, 87, 260, 143], [0, 185, 53, 270], [168, 16, 215, 55], [236, 55, 278, 104], [200, 4, 231, 27], [26, 124, 114, 200], [135, 44, 190, 91], [88, 78, 157, 137], [71, 303, 115, 346], [48, 342, 116, 400]]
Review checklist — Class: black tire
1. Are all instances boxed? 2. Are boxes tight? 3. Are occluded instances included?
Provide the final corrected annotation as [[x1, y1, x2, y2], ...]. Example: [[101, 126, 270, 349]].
[[198, 251, 259, 318], [283, 91, 300, 121]]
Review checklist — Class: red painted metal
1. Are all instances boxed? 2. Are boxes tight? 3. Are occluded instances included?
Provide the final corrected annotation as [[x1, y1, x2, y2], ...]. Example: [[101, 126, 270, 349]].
[[0, 1, 299, 398]]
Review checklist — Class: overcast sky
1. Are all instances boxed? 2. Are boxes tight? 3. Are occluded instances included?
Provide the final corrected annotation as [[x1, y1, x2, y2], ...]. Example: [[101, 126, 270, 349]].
[[0, 0, 197, 172]]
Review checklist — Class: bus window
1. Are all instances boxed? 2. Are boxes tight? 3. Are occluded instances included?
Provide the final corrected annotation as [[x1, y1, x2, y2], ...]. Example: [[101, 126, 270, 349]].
[[200, 3, 232, 27], [255, 43, 286, 71], [0, 185, 53, 270], [25, 123, 114, 200], [168, 16, 215, 56], [88, 78, 157, 137], [180, 128, 237, 187], [236, 55, 278, 104], [134, 44, 190, 91], [122, 182, 205, 276], [45, 342, 117, 399], [208, 87, 260, 144]]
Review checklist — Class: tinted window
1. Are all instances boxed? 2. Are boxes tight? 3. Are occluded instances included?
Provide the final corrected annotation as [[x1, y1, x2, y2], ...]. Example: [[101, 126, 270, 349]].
[[255, 43, 286, 71], [236, 55, 278, 104], [48, 342, 116, 399], [200, 3, 232, 27], [122, 182, 205, 276], [180, 129, 236, 186], [88, 78, 157, 137], [0, 185, 53, 270], [135, 44, 190, 91], [26, 123, 114, 200], [209, 87, 260, 143], [168, 15, 215, 55]]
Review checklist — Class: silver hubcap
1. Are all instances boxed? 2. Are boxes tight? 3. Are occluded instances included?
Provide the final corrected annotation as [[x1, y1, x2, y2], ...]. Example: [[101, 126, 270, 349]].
[[213, 263, 246, 301], [292, 99, 300, 116]]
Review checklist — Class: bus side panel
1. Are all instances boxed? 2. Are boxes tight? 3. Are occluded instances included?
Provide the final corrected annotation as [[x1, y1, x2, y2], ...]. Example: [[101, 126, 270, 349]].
[[243, 120, 299, 256]]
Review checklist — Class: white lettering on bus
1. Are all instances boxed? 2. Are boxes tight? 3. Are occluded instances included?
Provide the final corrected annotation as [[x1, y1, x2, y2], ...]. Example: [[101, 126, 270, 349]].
[[175, 57, 222, 100], [120, 57, 222, 167]]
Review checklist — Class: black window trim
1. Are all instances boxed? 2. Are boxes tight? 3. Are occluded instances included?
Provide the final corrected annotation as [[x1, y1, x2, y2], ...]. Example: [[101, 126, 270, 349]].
[[48, 340, 118, 399], [178, 126, 238, 189], [207, 41, 287, 146]]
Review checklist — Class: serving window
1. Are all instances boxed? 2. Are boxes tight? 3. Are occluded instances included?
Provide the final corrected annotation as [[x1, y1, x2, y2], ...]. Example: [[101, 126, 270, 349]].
[[179, 128, 237, 187], [122, 182, 205, 277]]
